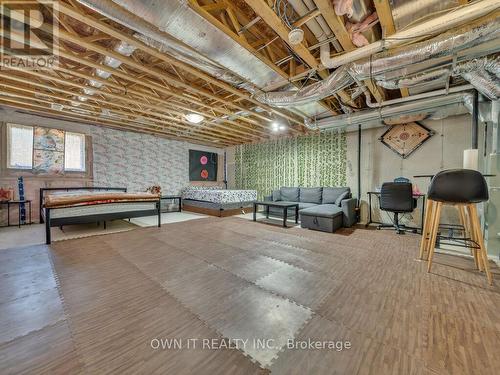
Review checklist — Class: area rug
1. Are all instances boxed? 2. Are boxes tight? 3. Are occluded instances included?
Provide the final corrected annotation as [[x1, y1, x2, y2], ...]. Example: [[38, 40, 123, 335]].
[[51, 220, 137, 242], [130, 212, 208, 227]]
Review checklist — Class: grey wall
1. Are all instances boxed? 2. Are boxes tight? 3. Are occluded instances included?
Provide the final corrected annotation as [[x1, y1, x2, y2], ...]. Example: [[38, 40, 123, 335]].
[[347, 114, 472, 226]]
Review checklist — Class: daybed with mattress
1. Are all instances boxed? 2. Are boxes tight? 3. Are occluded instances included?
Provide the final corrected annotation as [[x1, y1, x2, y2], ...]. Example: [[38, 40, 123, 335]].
[[182, 186, 257, 217], [40, 187, 161, 244]]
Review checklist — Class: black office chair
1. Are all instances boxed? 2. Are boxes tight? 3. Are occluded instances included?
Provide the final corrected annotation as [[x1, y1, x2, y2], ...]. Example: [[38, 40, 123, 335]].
[[377, 182, 417, 234]]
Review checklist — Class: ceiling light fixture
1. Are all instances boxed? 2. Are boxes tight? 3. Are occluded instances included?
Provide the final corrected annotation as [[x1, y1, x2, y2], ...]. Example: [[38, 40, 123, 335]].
[[185, 113, 205, 124], [288, 28, 304, 45], [271, 121, 280, 132]]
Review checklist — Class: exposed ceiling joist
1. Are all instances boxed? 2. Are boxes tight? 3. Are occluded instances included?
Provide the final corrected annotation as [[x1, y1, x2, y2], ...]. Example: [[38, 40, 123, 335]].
[[56, 2, 306, 129], [373, 0, 409, 97], [0, 96, 231, 146], [312, 0, 384, 103], [230, 0, 356, 111], [0, 70, 259, 142]]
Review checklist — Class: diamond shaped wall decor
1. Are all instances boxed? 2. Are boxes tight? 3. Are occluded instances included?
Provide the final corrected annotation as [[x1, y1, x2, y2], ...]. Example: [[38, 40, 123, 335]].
[[379, 122, 434, 159]]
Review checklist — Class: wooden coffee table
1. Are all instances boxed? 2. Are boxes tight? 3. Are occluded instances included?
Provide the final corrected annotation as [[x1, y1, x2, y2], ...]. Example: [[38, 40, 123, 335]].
[[253, 201, 299, 228]]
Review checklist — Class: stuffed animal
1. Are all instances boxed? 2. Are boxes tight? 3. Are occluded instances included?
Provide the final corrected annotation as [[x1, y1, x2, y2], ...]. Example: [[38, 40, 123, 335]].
[[146, 185, 161, 195]]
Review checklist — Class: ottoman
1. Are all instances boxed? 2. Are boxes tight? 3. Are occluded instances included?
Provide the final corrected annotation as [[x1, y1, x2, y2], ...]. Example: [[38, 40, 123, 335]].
[[300, 204, 343, 233]]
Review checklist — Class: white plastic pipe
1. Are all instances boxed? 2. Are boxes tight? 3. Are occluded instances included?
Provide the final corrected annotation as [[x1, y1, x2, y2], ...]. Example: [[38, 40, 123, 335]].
[[321, 0, 500, 68], [464, 149, 480, 170]]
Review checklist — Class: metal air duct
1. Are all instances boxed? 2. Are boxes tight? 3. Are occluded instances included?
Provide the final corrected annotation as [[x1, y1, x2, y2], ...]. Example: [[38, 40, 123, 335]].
[[77, 0, 330, 117], [253, 65, 353, 107], [377, 69, 450, 90], [254, 19, 498, 107], [76, 0, 261, 91], [317, 91, 473, 130], [461, 70, 500, 100], [320, 0, 499, 69]]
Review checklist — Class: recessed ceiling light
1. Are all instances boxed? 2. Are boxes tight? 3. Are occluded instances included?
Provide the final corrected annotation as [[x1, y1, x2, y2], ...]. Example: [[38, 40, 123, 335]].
[[185, 113, 205, 124]]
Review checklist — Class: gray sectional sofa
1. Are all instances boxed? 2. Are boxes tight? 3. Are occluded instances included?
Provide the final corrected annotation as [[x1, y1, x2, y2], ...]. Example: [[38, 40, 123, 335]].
[[264, 186, 357, 233]]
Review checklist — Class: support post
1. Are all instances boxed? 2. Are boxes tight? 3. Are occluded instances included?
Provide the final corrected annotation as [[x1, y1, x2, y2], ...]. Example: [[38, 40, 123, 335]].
[[357, 124, 362, 206], [45, 208, 51, 245], [472, 90, 479, 149]]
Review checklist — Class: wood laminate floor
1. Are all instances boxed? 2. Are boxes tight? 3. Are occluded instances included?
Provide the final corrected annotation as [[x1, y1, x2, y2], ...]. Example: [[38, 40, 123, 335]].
[[0, 217, 499, 374]]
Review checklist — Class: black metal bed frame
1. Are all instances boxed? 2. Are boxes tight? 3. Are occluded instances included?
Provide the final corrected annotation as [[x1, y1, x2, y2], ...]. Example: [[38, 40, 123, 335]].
[[40, 187, 161, 245]]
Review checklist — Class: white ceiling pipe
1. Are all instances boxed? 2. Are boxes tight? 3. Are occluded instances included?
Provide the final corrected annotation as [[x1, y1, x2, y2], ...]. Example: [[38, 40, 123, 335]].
[[321, 0, 500, 69]]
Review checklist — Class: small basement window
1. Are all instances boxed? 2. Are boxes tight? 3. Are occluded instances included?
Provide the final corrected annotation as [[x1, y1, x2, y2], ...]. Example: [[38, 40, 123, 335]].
[[7, 123, 34, 169], [64, 132, 86, 172]]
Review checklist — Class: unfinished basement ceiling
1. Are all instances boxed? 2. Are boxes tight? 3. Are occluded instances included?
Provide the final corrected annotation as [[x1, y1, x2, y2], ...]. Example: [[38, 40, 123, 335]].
[[0, 0, 498, 145], [391, 0, 461, 32]]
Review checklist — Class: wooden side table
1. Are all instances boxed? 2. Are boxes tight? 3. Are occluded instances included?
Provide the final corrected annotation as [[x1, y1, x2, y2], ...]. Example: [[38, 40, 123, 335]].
[[0, 200, 32, 228]]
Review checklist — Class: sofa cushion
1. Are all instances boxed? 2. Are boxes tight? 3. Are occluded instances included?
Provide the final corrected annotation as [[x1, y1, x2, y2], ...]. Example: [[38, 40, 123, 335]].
[[322, 187, 350, 204], [298, 202, 317, 210], [335, 190, 351, 206], [300, 204, 342, 218], [299, 187, 323, 204], [272, 190, 281, 201], [274, 201, 317, 210], [280, 187, 299, 202]]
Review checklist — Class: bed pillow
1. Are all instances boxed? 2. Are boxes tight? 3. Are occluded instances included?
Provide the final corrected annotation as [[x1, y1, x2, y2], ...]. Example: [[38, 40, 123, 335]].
[[322, 187, 350, 204], [299, 187, 323, 204], [280, 187, 299, 202]]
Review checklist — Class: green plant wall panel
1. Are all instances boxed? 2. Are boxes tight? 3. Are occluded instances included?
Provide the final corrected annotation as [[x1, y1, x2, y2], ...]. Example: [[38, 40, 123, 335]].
[[235, 130, 346, 199]]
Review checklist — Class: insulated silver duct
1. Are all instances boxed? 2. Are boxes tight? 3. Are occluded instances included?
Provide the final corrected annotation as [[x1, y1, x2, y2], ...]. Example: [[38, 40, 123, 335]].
[[377, 69, 450, 90], [76, 0, 262, 93], [454, 56, 500, 78], [79, 41, 136, 104], [461, 70, 500, 100], [321, 0, 499, 68], [253, 19, 498, 107], [453, 57, 500, 100], [349, 20, 499, 81], [77, 0, 330, 117], [133, 34, 259, 93], [376, 56, 500, 100], [317, 91, 473, 130], [253, 65, 353, 107]]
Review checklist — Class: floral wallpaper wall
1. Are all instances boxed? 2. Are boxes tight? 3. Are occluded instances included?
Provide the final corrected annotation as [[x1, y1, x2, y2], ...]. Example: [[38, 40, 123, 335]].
[[235, 130, 347, 199], [91, 126, 217, 194]]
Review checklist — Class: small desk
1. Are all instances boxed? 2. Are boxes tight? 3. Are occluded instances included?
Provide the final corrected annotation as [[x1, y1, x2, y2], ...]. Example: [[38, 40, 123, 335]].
[[160, 195, 182, 212], [366, 192, 425, 233], [253, 201, 298, 228], [0, 200, 32, 228]]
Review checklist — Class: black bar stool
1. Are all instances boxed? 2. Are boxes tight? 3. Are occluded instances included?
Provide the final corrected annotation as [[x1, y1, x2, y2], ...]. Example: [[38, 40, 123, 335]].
[[419, 169, 492, 285]]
